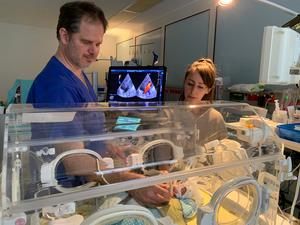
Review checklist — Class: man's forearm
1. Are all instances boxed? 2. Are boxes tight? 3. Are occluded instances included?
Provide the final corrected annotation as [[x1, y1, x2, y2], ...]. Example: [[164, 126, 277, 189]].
[[54, 142, 144, 186]]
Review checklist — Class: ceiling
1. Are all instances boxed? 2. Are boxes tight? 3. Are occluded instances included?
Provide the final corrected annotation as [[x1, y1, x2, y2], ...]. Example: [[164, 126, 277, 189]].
[[0, 0, 163, 30]]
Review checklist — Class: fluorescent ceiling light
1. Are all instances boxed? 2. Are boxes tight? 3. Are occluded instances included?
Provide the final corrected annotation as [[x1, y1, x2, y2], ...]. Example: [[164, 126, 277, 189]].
[[218, 0, 233, 6]]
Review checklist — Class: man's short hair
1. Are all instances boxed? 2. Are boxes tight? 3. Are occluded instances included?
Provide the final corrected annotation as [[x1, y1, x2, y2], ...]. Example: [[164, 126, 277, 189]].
[[56, 1, 108, 40]]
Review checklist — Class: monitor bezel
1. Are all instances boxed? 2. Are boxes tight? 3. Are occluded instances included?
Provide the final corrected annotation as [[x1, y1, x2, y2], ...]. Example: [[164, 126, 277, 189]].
[[106, 66, 167, 105]]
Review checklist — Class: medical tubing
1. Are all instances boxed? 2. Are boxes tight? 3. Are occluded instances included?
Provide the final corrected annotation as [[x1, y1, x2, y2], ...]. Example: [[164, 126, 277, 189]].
[[277, 205, 291, 224], [290, 167, 300, 220]]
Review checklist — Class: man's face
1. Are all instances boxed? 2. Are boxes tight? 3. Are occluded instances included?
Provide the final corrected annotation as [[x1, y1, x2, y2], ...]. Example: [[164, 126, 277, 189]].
[[63, 19, 105, 69]]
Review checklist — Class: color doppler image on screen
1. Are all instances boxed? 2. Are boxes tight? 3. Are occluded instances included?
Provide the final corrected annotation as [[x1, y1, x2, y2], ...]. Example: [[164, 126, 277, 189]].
[[107, 66, 166, 105]]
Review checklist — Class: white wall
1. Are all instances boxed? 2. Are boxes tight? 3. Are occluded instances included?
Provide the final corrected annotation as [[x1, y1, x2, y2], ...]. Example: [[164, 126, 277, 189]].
[[111, 0, 216, 89], [113, 0, 215, 43], [0, 22, 57, 102], [111, 0, 216, 65], [0, 22, 116, 102]]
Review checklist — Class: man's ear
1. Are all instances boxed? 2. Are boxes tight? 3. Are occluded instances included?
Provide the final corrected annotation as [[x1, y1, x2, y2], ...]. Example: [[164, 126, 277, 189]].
[[59, 28, 69, 45]]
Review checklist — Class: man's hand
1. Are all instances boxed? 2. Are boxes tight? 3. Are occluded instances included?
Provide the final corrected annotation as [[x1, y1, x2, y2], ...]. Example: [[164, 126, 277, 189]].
[[128, 183, 172, 207], [105, 142, 127, 160]]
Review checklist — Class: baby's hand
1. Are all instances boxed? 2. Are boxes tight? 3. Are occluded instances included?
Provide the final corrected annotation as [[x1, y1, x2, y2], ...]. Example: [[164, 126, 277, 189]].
[[172, 181, 187, 198]]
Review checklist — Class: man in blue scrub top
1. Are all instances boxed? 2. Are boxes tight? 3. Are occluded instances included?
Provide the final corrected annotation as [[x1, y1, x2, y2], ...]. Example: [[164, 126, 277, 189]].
[[26, 0, 109, 193], [27, 1, 172, 207]]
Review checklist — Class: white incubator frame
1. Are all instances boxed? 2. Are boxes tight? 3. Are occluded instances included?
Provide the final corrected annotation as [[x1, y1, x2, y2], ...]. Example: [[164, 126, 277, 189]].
[[0, 102, 288, 225]]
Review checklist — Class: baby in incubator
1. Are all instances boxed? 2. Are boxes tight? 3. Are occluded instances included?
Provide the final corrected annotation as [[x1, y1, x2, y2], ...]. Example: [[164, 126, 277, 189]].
[[92, 135, 198, 225]]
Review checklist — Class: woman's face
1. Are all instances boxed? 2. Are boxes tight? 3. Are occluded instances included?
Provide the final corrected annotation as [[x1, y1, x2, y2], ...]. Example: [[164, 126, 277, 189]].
[[184, 71, 210, 104]]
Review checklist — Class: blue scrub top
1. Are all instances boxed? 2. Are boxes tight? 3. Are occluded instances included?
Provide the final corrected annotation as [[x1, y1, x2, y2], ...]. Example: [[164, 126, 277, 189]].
[[26, 57, 106, 191], [27, 56, 97, 103], [27, 56, 106, 153]]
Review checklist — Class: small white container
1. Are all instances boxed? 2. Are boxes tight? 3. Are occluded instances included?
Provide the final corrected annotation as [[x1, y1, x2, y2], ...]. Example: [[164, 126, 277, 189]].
[[272, 110, 288, 124]]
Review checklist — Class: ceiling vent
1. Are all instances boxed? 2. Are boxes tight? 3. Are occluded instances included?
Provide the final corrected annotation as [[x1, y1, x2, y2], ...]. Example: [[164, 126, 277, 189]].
[[108, 10, 137, 28], [108, 0, 162, 28], [125, 0, 162, 13]]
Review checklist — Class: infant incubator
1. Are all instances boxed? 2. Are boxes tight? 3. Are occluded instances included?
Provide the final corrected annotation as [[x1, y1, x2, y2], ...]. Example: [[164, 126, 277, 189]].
[[0, 102, 287, 225]]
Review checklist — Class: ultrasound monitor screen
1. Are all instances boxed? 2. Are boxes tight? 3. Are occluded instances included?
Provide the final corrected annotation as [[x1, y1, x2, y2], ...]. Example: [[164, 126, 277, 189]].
[[107, 66, 166, 105]]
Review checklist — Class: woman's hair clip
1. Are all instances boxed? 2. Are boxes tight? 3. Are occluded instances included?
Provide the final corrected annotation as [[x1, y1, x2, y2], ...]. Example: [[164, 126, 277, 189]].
[[197, 58, 214, 65]]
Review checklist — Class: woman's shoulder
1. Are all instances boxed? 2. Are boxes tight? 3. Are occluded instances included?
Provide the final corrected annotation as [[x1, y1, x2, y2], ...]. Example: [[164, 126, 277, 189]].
[[206, 107, 223, 118]]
